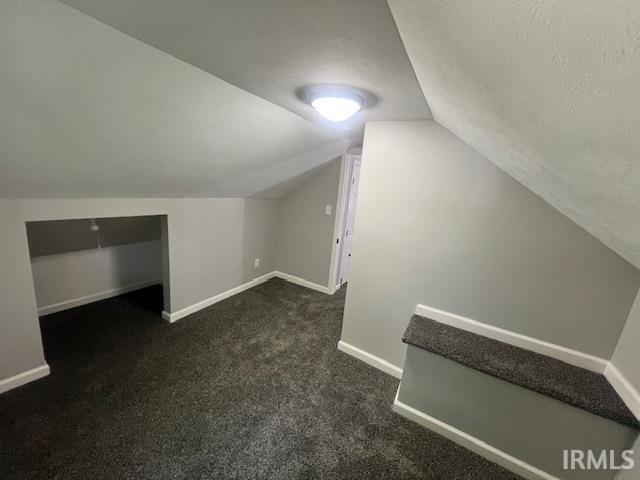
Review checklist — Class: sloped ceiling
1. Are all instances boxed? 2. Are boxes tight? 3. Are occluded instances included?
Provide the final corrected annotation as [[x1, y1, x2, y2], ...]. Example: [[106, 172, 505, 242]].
[[388, 0, 640, 268], [0, 1, 348, 198], [59, 0, 431, 140]]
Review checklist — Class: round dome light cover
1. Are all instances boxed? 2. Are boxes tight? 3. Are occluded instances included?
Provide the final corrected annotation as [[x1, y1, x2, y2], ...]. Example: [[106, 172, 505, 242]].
[[310, 94, 363, 122]]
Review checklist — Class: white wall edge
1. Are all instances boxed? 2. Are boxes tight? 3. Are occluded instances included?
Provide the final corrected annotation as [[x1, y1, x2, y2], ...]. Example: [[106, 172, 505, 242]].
[[38, 278, 163, 317], [273, 271, 332, 295], [0, 364, 50, 395], [163, 272, 277, 323], [392, 386, 560, 480], [415, 304, 608, 373], [337, 340, 403, 379], [604, 363, 640, 421]]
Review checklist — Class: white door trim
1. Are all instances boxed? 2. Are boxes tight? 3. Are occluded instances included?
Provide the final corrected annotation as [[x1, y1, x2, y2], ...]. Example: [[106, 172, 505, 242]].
[[328, 153, 351, 293], [328, 151, 361, 292]]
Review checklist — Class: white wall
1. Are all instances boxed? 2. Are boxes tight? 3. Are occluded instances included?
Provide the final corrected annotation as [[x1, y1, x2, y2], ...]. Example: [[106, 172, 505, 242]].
[[275, 159, 341, 287], [31, 240, 162, 316], [0, 198, 278, 385], [341, 121, 640, 369]]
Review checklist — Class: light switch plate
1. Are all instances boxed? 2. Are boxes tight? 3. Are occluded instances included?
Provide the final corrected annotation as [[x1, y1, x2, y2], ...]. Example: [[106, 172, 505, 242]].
[[325, 205, 332, 215], [254, 257, 260, 267]]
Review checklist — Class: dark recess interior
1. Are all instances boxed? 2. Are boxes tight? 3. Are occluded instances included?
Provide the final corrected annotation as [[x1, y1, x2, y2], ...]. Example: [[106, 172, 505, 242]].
[[26, 216, 161, 257]]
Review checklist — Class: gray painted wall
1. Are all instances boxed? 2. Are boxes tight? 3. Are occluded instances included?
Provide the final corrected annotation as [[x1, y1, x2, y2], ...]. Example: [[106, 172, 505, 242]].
[[275, 158, 341, 286], [611, 288, 640, 394], [0, 201, 47, 382], [0, 198, 278, 382], [242, 199, 277, 281], [399, 346, 637, 480], [341, 121, 640, 369], [31, 240, 162, 312]]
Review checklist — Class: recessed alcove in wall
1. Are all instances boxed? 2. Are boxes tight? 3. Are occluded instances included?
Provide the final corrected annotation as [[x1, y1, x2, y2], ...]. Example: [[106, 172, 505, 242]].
[[25, 215, 171, 317]]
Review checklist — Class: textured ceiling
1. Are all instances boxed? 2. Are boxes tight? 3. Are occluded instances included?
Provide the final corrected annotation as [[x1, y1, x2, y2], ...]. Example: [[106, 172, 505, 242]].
[[0, 1, 342, 198], [389, 0, 640, 269], [60, 0, 431, 140]]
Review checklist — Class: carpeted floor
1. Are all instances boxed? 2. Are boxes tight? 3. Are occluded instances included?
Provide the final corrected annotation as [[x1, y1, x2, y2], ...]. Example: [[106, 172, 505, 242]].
[[1, 278, 521, 479]]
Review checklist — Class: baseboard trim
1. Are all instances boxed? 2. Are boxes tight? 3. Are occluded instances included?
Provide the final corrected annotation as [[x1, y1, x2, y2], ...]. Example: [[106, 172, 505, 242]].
[[392, 386, 559, 480], [604, 363, 640, 421], [337, 340, 403, 379], [415, 304, 608, 373], [0, 364, 50, 395], [162, 271, 333, 323], [273, 271, 332, 295], [162, 272, 277, 323], [38, 278, 162, 316]]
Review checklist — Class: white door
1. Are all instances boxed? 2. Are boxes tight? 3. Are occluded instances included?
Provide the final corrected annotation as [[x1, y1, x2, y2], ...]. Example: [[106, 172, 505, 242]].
[[338, 159, 361, 286]]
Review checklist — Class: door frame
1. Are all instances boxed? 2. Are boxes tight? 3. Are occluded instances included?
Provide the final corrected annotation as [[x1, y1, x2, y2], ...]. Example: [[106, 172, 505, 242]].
[[327, 149, 362, 293]]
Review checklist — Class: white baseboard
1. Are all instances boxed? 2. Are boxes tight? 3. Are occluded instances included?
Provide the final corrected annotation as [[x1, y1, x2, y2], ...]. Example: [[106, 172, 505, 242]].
[[0, 364, 50, 395], [604, 363, 640, 421], [337, 340, 403, 379], [273, 271, 332, 294], [162, 272, 277, 323], [162, 270, 333, 323], [393, 386, 559, 480], [415, 304, 608, 374], [38, 278, 162, 316]]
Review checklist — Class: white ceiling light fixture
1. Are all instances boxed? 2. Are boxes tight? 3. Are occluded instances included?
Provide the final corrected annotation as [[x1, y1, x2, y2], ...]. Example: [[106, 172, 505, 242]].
[[300, 85, 374, 124], [311, 94, 362, 122]]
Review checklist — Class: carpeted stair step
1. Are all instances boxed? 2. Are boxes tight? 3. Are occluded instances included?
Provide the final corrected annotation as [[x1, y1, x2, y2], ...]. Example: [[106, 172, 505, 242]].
[[402, 314, 639, 430]]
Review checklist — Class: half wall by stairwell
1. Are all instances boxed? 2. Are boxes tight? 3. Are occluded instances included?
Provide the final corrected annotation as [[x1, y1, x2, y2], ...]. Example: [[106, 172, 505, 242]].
[[394, 315, 639, 480]]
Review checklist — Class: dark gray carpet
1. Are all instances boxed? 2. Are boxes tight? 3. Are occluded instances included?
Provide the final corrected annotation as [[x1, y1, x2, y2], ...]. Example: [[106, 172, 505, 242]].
[[403, 315, 640, 430], [1, 279, 522, 479]]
